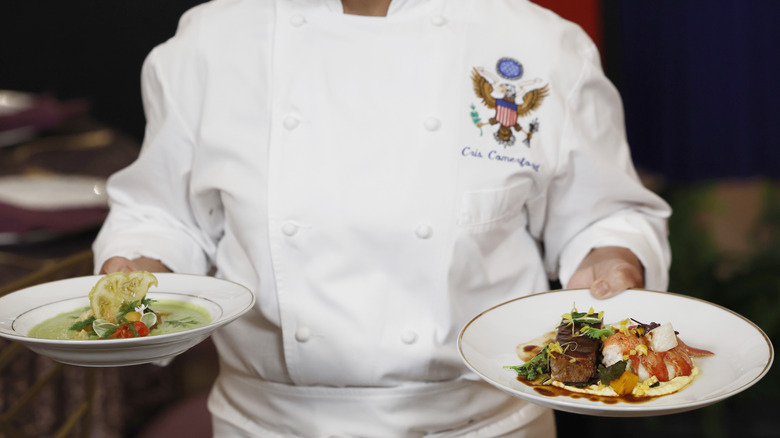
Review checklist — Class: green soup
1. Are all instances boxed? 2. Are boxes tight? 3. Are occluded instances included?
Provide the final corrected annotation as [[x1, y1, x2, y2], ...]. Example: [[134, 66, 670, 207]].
[[28, 299, 212, 340]]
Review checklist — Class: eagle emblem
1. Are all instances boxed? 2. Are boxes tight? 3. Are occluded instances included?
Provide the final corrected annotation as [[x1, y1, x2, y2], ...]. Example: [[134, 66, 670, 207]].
[[471, 60, 549, 147]]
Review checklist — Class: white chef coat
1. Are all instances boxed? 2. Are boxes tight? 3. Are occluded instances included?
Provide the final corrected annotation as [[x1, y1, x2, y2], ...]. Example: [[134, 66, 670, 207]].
[[93, 0, 671, 436]]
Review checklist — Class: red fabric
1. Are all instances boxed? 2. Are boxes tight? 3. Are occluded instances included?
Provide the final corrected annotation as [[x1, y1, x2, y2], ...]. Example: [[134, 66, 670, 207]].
[[532, 0, 602, 50]]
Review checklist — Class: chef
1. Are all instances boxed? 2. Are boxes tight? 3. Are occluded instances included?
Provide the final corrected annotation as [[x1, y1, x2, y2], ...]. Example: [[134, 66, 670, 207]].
[[93, 0, 671, 436]]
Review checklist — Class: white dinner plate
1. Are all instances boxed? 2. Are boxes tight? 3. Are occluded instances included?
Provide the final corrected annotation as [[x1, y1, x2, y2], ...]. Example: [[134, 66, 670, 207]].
[[0, 174, 108, 210], [0, 273, 255, 367], [0, 90, 37, 147], [458, 288, 774, 417]]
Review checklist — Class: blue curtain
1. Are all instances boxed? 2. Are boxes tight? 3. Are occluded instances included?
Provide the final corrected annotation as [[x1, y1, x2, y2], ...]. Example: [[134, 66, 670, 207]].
[[608, 0, 780, 181]]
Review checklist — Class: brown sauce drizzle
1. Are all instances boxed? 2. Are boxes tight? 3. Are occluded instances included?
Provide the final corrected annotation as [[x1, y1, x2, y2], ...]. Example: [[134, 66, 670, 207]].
[[518, 376, 662, 404]]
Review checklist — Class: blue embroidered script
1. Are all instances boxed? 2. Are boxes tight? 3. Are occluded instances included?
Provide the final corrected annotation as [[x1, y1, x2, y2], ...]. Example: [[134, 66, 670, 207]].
[[461, 147, 541, 172]]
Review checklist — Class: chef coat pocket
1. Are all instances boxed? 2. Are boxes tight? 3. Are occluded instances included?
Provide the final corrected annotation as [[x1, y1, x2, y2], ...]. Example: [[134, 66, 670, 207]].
[[456, 181, 531, 232]]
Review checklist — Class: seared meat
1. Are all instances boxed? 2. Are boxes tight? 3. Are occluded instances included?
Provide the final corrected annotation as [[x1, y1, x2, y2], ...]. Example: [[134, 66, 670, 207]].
[[549, 322, 600, 383]]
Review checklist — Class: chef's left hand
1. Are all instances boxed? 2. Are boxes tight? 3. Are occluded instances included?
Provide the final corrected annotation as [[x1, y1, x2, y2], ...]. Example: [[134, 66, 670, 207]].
[[567, 246, 644, 299]]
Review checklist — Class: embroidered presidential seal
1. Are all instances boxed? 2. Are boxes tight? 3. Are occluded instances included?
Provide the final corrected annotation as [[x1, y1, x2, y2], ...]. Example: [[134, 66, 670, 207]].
[[470, 58, 549, 147]]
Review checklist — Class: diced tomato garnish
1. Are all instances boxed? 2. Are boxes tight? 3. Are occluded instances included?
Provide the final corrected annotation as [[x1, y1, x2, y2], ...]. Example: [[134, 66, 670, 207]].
[[109, 321, 150, 339]]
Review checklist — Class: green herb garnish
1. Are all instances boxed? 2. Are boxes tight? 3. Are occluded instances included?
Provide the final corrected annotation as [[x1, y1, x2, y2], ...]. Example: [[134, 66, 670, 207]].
[[116, 298, 156, 322], [70, 316, 96, 331], [100, 325, 118, 339], [164, 317, 199, 328], [558, 309, 604, 328], [504, 345, 550, 381], [579, 325, 615, 341], [597, 361, 627, 385]]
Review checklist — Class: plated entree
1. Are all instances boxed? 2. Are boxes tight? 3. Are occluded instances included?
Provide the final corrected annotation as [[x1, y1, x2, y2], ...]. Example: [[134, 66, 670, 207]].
[[28, 271, 211, 340], [506, 306, 714, 399]]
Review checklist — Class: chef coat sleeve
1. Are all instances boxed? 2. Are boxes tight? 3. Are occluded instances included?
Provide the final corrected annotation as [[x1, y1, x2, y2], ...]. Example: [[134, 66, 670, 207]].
[[541, 34, 672, 291], [92, 18, 214, 275]]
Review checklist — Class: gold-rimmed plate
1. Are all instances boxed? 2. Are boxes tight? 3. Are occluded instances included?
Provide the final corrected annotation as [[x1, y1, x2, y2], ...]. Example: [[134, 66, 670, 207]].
[[458, 288, 773, 417]]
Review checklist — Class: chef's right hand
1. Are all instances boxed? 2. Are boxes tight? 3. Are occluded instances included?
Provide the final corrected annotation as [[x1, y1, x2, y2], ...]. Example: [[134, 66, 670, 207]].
[[100, 256, 172, 274]]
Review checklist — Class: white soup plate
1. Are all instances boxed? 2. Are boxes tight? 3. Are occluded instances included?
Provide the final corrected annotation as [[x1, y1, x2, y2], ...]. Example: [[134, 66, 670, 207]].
[[0, 273, 255, 367]]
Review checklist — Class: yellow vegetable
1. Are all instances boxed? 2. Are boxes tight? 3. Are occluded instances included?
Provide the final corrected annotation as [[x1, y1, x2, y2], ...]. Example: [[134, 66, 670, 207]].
[[89, 271, 158, 323], [609, 371, 639, 396]]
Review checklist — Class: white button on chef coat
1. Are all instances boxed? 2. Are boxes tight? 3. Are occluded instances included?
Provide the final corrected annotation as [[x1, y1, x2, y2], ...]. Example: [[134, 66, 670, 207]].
[[281, 221, 299, 237], [430, 15, 446, 26], [289, 14, 306, 27], [424, 117, 441, 131], [295, 326, 311, 342], [283, 116, 300, 130], [415, 223, 433, 239], [400, 330, 418, 344]]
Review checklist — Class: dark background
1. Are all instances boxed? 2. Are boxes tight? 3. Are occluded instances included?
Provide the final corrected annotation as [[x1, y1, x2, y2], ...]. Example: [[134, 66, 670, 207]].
[[604, 1, 780, 182], [3, 1, 778, 182], [1, 1, 778, 437], [0, 1, 206, 144]]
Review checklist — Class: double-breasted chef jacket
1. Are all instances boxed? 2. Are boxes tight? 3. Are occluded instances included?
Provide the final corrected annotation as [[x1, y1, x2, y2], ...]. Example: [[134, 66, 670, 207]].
[[93, 0, 671, 435]]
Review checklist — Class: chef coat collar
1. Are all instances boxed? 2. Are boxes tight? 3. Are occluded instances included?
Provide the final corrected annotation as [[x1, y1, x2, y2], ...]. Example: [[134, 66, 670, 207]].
[[323, 0, 426, 16]]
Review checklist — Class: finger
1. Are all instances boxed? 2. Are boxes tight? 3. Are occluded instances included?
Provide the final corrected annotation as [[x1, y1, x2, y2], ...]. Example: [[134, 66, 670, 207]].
[[590, 263, 643, 299]]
